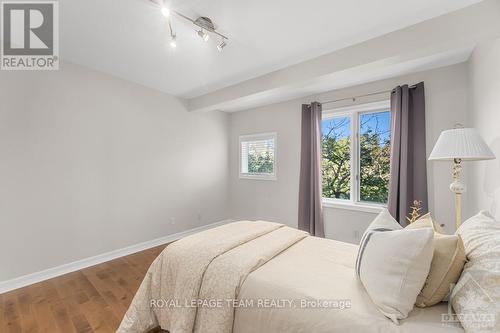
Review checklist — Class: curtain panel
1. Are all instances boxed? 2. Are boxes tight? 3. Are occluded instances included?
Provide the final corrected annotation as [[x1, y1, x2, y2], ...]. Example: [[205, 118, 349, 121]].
[[298, 102, 325, 237], [388, 82, 428, 224]]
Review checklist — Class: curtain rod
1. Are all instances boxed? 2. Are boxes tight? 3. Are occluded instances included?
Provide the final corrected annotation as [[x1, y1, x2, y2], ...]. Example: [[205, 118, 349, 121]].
[[320, 84, 418, 105], [320, 89, 392, 105]]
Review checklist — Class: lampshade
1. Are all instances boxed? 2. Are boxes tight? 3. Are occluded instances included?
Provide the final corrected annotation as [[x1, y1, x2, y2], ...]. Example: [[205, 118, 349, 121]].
[[429, 128, 495, 161]]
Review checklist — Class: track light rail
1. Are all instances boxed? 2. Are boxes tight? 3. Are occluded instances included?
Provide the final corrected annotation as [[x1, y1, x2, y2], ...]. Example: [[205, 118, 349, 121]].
[[172, 10, 228, 40]]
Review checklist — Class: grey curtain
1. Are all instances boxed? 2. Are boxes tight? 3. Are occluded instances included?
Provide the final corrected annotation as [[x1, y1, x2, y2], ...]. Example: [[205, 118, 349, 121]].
[[388, 82, 428, 224], [298, 102, 324, 237]]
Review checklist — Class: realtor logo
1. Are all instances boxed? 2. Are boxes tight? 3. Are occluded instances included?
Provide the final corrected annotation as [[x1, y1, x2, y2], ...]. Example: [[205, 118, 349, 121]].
[[1, 0, 58, 70]]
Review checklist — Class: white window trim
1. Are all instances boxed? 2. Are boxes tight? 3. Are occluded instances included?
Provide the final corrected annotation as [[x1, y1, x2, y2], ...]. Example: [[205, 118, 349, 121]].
[[239, 132, 277, 181], [322, 100, 390, 212], [322, 198, 384, 214]]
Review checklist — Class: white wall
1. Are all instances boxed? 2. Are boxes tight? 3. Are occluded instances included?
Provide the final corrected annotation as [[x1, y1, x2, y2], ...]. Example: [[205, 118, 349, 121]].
[[0, 58, 478, 282], [0, 62, 229, 281], [229, 63, 470, 242], [468, 37, 500, 220]]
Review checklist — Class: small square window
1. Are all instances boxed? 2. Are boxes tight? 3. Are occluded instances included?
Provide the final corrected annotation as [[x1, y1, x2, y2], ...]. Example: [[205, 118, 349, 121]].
[[239, 133, 277, 180]]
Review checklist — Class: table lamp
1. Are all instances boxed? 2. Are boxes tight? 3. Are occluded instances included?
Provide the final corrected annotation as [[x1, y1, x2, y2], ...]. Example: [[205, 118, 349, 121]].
[[429, 127, 495, 229]]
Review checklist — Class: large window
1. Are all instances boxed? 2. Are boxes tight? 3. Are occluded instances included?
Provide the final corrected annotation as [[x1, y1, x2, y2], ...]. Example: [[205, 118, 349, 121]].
[[322, 101, 391, 206], [239, 133, 277, 180]]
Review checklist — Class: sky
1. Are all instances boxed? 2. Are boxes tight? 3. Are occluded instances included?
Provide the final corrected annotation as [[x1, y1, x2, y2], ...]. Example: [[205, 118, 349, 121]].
[[322, 111, 391, 144]]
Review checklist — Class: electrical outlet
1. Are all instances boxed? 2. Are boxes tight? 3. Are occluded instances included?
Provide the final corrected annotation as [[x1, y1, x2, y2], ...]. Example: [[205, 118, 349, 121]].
[[169, 217, 176, 225], [354, 230, 361, 242]]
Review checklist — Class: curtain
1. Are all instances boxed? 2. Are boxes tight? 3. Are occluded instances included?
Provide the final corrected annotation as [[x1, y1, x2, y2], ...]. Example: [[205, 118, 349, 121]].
[[388, 82, 428, 224], [298, 102, 324, 237]]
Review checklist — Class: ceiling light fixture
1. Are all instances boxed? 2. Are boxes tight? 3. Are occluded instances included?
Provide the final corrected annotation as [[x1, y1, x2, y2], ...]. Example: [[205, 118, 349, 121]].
[[170, 35, 177, 48], [150, 0, 229, 52], [217, 40, 226, 52], [167, 18, 176, 48], [197, 29, 209, 42], [161, 6, 170, 17]]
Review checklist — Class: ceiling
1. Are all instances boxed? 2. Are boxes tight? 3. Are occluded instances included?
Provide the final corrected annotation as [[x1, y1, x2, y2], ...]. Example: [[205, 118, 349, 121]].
[[60, 0, 482, 98]]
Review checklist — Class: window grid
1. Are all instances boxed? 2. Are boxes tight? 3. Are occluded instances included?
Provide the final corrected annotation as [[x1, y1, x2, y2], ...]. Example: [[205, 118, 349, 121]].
[[239, 132, 277, 180], [322, 101, 391, 207]]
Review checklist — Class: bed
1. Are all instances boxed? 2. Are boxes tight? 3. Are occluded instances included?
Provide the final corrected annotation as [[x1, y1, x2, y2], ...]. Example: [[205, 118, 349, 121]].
[[117, 221, 464, 333]]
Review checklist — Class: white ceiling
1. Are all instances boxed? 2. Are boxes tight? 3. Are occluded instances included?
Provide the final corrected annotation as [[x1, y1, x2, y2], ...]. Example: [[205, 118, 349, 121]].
[[60, 0, 482, 98]]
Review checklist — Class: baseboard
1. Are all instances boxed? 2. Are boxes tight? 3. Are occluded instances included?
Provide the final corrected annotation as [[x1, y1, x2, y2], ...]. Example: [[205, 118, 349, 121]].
[[0, 219, 233, 294]]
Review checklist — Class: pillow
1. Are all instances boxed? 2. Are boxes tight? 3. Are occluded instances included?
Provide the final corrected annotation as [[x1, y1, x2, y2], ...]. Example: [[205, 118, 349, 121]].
[[406, 212, 443, 232], [406, 213, 466, 307], [356, 209, 434, 324], [451, 211, 500, 333]]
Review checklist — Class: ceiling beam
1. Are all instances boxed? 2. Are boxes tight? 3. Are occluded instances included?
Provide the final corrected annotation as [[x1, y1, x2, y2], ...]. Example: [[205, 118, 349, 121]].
[[187, 0, 500, 113]]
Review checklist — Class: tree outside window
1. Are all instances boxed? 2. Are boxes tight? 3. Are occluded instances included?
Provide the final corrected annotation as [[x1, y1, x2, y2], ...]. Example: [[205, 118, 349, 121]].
[[321, 107, 391, 205]]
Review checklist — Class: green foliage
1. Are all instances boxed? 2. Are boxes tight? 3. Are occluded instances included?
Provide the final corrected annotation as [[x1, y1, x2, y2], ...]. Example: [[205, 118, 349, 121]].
[[359, 130, 391, 203], [322, 115, 391, 203], [322, 136, 351, 199], [248, 151, 274, 174]]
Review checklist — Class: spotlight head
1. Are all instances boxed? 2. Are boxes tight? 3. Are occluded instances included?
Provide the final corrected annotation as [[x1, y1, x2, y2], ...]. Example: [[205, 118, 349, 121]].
[[217, 40, 226, 52], [170, 35, 177, 48], [197, 29, 209, 42], [161, 6, 170, 17]]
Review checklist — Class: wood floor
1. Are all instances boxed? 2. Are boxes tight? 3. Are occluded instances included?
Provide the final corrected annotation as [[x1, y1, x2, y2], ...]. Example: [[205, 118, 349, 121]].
[[1, 244, 167, 333]]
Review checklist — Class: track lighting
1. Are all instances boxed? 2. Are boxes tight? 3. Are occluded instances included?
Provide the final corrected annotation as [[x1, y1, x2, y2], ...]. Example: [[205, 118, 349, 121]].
[[170, 35, 177, 48], [217, 40, 226, 52], [197, 29, 209, 42], [153, 1, 229, 52], [166, 13, 176, 48], [161, 6, 170, 17]]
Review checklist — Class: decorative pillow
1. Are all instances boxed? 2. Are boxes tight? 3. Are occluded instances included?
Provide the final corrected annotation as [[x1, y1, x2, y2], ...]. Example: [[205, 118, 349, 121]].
[[406, 213, 466, 307], [451, 211, 500, 333], [406, 213, 444, 232], [356, 209, 434, 324]]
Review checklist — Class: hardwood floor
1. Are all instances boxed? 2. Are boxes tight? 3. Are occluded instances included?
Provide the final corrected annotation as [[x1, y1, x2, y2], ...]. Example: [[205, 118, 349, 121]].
[[1, 244, 167, 333]]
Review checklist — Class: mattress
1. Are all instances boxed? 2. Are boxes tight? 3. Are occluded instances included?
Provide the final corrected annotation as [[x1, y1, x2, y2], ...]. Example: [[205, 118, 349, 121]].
[[234, 237, 465, 333]]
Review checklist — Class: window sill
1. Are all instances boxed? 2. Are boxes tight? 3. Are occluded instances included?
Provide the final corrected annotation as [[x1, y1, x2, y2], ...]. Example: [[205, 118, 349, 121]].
[[239, 174, 277, 181], [322, 199, 385, 214]]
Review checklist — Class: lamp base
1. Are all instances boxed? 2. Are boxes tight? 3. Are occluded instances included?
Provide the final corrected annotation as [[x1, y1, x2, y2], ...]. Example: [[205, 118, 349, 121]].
[[451, 158, 465, 230]]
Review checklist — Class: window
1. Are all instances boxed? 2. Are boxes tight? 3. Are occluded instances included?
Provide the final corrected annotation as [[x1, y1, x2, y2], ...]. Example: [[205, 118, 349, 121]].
[[322, 115, 352, 200], [322, 101, 391, 207], [239, 133, 277, 180]]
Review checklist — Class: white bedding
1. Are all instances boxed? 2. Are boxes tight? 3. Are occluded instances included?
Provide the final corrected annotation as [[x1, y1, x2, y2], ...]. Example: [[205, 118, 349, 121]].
[[234, 237, 465, 333], [118, 221, 465, 333], [117, 221, 308, 333]]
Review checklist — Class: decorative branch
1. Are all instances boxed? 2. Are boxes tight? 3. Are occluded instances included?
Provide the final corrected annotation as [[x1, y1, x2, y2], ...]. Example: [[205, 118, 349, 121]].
[[406, 200, 423, 224]]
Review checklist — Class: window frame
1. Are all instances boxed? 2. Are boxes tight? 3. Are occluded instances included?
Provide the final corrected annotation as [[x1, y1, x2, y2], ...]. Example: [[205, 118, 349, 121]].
[[239, 132, 277, 181], [321, 100, 391, 212]]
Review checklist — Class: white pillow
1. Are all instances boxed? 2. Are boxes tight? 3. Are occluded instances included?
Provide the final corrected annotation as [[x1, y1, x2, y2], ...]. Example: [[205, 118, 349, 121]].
[[356, 209, 434, 324], [451, 211, 500, 333]]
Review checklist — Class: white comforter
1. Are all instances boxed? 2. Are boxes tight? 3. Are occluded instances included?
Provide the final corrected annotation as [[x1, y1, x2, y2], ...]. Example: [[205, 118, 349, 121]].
[[116, 221, 308, 333], [233, 237, 465, 333], [117, 221, 464, 333]]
